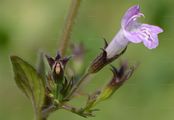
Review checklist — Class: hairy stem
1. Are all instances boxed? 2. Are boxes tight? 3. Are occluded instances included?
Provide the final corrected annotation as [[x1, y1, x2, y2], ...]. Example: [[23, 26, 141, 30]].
[[35, 112, 47, 120], [59, 0, 82, 56]]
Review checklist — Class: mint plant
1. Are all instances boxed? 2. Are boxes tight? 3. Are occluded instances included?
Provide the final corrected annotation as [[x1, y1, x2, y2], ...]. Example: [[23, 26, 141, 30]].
[[10, 1, 163, 120]]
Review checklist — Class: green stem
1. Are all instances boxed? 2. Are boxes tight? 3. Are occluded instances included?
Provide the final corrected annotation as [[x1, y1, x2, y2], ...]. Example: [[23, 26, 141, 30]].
[[61, 104, 93, 117], [35, 111, 47, 120], [61, 104, 85, 117], [59, 0, 82, 57], [41, 105, 58, 120], [67, 72, 90, 99]]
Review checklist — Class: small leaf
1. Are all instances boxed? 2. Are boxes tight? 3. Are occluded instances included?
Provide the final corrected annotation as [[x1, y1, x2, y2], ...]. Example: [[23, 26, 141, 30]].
[[10, 56, 45, 113], [36, 52, 46, 87], [36, 51, 45, 78]]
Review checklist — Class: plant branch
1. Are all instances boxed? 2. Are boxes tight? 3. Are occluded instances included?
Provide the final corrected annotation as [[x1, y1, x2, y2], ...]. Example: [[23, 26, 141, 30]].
[[41, 105, 58, 120], [59, 0, 82, 57], [61, 104, 93, 117]]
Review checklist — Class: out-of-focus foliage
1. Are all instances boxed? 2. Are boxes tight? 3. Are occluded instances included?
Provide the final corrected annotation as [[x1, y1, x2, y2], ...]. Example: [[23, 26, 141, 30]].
[[0, 0, 174, 120]]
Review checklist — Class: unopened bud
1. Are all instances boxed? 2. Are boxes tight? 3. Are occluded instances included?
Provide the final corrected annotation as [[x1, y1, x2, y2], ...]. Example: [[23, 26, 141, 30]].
[[46, 52, 71, 83], [104, 62, 135, 98], [85, 62, 135, 109]]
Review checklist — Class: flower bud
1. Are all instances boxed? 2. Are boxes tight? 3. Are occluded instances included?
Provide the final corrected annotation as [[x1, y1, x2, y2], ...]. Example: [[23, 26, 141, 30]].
[[45, 52, 72, 101], [85, 62, 135, 110], [104, 62, 135, 98], [46, 52, 71, 83], [70, 43, 85, 76]]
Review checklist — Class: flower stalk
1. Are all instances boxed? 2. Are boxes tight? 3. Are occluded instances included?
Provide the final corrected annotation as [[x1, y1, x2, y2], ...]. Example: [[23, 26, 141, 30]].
[[66, 72, 90, 99], [59, 0, 82, 57]]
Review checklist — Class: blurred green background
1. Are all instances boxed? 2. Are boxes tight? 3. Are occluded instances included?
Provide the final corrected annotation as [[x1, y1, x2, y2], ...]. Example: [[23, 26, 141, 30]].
[[0, 0, 174, 120]]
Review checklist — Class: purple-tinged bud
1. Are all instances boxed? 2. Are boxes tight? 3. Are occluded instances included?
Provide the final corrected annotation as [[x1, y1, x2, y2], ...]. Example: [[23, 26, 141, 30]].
[[85, 62, 135, 110], [106, 62, 135, 95], [46, 52, 71, 83], [94, 62, 135, 102], [70, 43, 86, 76], [71, 43, 85, 59]]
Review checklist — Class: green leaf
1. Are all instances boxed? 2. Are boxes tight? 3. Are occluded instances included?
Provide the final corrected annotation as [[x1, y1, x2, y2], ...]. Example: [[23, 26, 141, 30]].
[[10, 56, 45, 113]]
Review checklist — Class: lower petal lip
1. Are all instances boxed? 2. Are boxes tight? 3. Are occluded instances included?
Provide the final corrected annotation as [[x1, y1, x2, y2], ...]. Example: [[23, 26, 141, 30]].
[[143, 39, 159, 49]]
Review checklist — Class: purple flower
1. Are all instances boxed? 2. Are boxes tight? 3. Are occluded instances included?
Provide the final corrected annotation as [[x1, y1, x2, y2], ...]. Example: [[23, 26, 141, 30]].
[[106, 5, 163, 59]]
